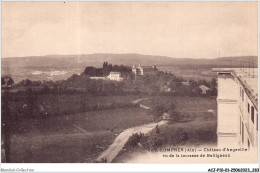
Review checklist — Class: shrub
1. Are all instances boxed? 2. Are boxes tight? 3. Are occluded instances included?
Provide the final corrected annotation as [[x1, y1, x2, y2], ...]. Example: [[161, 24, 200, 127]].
[[125, 132, 146, 148], [147, 104, 167, 119], [167, 128, 188, 145], [141, 134, 164, 151], [194, 128, 217, 142], [141, 127, 188, 151], [155, 125, 160, 134]]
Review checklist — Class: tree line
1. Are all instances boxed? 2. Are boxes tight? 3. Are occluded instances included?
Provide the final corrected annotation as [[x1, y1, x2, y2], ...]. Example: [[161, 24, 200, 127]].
[[83, 61, 132, 77], [3, 61, 217, 97]]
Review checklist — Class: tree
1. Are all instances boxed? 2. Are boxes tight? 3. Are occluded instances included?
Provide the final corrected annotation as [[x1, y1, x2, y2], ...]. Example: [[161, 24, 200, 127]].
[[7, 77, 14, 86], [2, 91, 12, 162], [198, 80, 210, 88], [155, 125, 160, 134], [210, 78, 217, 89], [1, 77, 5, 86], [25, 88, 38, 117], [1, 76, 14, 87], [189, 79, 198, 88], [149, 104, 167, 119], [108, 64, 113, 72], [83, 66, 103, 76], [211, 88, 217, 96], [126, 132, 145, 148], [24, 79, 32, 86], [41, 85, 50, 94], [167, 103, 180, 121], [167, 103, 176, 111], [102, 61, 109, 76]]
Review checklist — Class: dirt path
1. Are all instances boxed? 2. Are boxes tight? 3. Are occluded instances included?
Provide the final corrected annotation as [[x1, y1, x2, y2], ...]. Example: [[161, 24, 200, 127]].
[[131, 98, 149, 104], [97, 120, 167, 163], [73, 125, 92, 135]]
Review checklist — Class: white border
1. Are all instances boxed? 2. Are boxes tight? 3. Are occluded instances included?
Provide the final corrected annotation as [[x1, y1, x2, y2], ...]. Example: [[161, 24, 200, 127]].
[[1, 163, 260, 172], [0, 0, 259, 172]]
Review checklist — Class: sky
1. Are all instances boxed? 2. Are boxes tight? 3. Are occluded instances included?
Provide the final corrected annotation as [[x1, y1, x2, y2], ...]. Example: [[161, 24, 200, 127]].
[[2, 1, 258, 59]]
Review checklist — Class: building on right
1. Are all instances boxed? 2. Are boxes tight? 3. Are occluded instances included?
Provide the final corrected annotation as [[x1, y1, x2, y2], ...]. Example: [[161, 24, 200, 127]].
[[132, 64, 158, 76], [212, 68, 258, 150]]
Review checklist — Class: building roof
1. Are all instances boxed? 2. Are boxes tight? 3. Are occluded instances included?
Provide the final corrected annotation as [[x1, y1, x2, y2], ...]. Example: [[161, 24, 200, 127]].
[[141, 66, 154, 69], [199, 85, 210, 90], [182, 81, 190, 86], [212, 68, 258, 110], [132, 65, 156, 69], [109, 71, 121, 75]]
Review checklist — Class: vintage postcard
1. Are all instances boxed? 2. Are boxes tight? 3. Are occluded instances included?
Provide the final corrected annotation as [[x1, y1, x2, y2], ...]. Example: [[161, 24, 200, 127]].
[[1, 1, 259, 172]]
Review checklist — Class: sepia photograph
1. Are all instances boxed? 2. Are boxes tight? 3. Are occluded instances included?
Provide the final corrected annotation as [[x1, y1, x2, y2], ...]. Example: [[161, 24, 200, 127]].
[[1, 1, 258, 171]]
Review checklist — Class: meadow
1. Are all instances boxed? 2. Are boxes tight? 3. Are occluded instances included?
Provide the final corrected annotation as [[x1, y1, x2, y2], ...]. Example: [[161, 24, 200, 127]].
[[157, 65, 216, 82], [141, 95, 217, 112], [8, 107, 153, 163], [113, 96, 217, 162], [7, 94, 140, 118], [5, 95, 217, 163]]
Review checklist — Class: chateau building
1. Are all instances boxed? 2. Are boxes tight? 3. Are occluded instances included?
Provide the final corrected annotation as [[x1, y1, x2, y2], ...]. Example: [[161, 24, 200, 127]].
[[107, 72, 123, 81], [132, 64, 157, 76]]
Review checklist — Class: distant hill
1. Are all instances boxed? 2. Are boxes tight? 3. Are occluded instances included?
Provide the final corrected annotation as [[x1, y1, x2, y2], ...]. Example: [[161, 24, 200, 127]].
[[2, 53, 258, 68]]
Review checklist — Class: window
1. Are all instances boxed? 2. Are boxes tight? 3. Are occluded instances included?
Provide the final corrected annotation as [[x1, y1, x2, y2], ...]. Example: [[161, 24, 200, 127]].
[[242, 90, 244, 101], [251, 106, 254, 124], [242, 123, 244, 144], [248, 103, 250, 113], [240, 117, 241, 135]]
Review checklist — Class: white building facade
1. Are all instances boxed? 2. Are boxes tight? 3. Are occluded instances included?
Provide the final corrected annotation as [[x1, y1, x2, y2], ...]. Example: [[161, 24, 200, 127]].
[[213, 68, 258, 150], [132, 64, 157, 76], [107, 72, 123, 81]]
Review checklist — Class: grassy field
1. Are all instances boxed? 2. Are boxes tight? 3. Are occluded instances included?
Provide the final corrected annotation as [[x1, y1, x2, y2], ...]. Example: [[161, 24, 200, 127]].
[[12, 106, 153, 135], [113, 96, 217, 163], [137, 96, 217, 143], [157, 66, 216, 82], [6, 95, 217, 163], [8, 94, 140, 118], [40, 94, 140, 115], [113, 116, 217, 163], [140, 96, 217, 113], [73, 107, 153, 131], [8, 107, 154, 163], [152, 96, 216, 111], [10, 131, 114, 163]]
